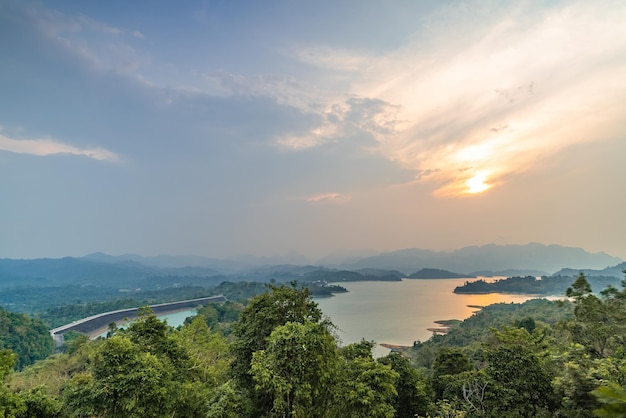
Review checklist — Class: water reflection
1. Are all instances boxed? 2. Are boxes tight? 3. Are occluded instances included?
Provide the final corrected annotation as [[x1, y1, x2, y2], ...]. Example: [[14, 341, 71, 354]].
[[314, 278, 562, 357]]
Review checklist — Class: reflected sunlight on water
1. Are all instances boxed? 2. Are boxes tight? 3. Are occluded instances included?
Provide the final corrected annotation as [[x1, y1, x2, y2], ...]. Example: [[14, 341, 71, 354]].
[[314, 278, 562, 357]]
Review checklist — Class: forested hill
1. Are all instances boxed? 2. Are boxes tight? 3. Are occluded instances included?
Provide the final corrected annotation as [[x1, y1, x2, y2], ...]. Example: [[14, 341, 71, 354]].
[[408, 268, 475, 279], [4, 277, 626, 417], [0, 307, 53, 369], [454, 274, 621, 295]]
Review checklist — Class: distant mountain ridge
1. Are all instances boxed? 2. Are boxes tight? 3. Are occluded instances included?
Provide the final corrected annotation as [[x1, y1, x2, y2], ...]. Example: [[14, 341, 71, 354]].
[[552, 261, 626, 279], [343, 243, 621, 275], [0, 243, 622, 290]]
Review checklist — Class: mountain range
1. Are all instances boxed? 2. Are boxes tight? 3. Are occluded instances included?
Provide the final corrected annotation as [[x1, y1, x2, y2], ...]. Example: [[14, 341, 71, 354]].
[[0, 243, 623, 290]]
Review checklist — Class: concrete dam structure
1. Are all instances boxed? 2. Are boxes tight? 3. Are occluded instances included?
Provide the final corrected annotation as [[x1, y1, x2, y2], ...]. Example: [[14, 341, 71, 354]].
[[50, 295, 226, 347]]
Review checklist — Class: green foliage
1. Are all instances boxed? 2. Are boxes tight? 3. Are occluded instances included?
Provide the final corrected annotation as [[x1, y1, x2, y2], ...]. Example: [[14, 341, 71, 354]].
[[0, 350, 26, 418], [229, 285, 324, 390], [250, 321, 339, 417], [432, 348, 473, 399], [561, 272, 626, 358], [176, 315, 230, 387], [7, 270, 626, 417], [378, 352, 433, 417], [19, 386, 63, 417], [455, 273, 620, 296], [63, 335, 175, 417], [592, 382, 626, 417], [485, 344, 556, 416], [410, 298, 572, 368], [332, 345, 399, 418], [552, 345, 604, 417], [0, 307, 54, 369], [206, 380, 251, 418], [192, 301, 243, 335]]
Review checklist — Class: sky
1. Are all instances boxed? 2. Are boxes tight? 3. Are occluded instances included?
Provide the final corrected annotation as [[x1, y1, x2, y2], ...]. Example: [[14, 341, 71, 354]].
[[1, 0, 625, 261]]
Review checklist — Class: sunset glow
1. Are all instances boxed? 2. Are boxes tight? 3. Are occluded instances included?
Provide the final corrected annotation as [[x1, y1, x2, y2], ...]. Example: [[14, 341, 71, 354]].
[[466, 172, 492, 194], [1, 0, 625, 259]]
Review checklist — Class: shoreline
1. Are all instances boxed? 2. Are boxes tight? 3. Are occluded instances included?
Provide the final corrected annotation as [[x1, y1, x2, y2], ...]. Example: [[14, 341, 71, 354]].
[[86, 307, 199, 339]]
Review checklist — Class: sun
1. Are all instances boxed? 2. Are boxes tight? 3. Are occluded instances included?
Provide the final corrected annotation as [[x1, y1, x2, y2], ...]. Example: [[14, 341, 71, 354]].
[[466, 172, 492, 194]]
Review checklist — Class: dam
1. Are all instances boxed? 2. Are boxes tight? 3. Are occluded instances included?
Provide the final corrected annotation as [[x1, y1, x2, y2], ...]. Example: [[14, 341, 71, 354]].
[[50, 295, 226, 346]]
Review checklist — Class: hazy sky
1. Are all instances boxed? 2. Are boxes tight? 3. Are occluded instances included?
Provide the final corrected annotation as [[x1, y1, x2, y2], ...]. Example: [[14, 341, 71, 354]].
[[1, 0, 625, 261]]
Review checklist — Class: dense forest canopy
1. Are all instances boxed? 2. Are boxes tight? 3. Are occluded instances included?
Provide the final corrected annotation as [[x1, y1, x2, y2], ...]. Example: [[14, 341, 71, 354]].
[[0, 307, 53, 369], [2, 274, 626, 416]]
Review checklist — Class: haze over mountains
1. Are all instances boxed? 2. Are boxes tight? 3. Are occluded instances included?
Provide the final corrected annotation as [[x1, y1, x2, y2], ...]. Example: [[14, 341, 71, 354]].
[[341, 243, 622, 276], [0, 243, 623, 291]]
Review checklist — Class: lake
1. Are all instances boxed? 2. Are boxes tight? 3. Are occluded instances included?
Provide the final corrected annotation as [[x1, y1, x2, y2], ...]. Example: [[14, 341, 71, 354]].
[[96, 279, 559, 357], [314, 278, 559, 357], [95, 309, 197, 338], [158, 309, 198, 327]]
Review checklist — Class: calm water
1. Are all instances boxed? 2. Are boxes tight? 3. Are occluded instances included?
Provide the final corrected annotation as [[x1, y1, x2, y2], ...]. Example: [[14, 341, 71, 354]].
[[96, 280, 557, 357], [95, 309, 197, 338], [314, 278, 558, 357], [158, 309, 198, 327]]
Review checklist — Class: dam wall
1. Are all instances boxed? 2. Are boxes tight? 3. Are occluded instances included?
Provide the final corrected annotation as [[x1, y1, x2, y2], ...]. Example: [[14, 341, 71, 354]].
[[50, 295, 226, 346]]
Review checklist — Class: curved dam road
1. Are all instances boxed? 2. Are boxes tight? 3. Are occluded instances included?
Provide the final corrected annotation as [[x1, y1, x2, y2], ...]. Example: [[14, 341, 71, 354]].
[[50, 295, 226, 347]]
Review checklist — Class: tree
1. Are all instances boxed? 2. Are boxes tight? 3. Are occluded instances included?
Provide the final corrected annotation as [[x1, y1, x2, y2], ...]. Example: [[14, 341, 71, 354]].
[[250, 321, 339, 417], [229, 285, 327, 415], [63, 335, 175, 418], [330, 342, 399, 418], [176, 315, 230, 387], [0, 350, 26, 418], [18, 386, 63, 418], [485, 344, 556, 416], [206, 380, 251, 418], [562, 272, 626, 358], [592, 382, 626, 417], [377, 351, 432, 417], [432, 347, 472, 398], [0, 307, 54, 369]]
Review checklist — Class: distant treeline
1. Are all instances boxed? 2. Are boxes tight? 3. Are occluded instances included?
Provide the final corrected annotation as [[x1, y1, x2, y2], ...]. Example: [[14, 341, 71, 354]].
[[300, 269, 402, 282], [454, 274, 621, 295]]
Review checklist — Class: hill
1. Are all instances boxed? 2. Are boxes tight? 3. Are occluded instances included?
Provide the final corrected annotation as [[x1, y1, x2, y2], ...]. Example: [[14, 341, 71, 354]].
[[345, 243, 621, 274], [552, 261, 626, 279], [407, 268, 475, 279]]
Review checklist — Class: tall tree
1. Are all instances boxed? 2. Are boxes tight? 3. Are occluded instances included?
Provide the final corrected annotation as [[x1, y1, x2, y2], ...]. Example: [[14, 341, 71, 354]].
[[0, 350, 26, 417], [229, 285, 327, 415], [250, 321, 339, 417], [63, 335, 176, 418], [329, 341, 399, 418], [485, 343, 556, 416], [378, 352, 433, 418]]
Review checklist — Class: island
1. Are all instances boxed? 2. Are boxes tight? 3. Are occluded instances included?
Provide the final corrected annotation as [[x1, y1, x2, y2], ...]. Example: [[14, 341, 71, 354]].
[[453, 274, 621, 295]]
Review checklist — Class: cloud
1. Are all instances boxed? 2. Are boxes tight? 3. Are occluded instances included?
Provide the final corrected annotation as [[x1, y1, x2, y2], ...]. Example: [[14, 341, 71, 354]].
[[305, 193, 352, 203], [295, 46, 370, 72], [8, 1, 145, 75], [285, 1, 626, 197], [0, 131, 119, 161], [200, 70, 338, 114], [77, 15, 123, 35], [274, 97, 401, 151]]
